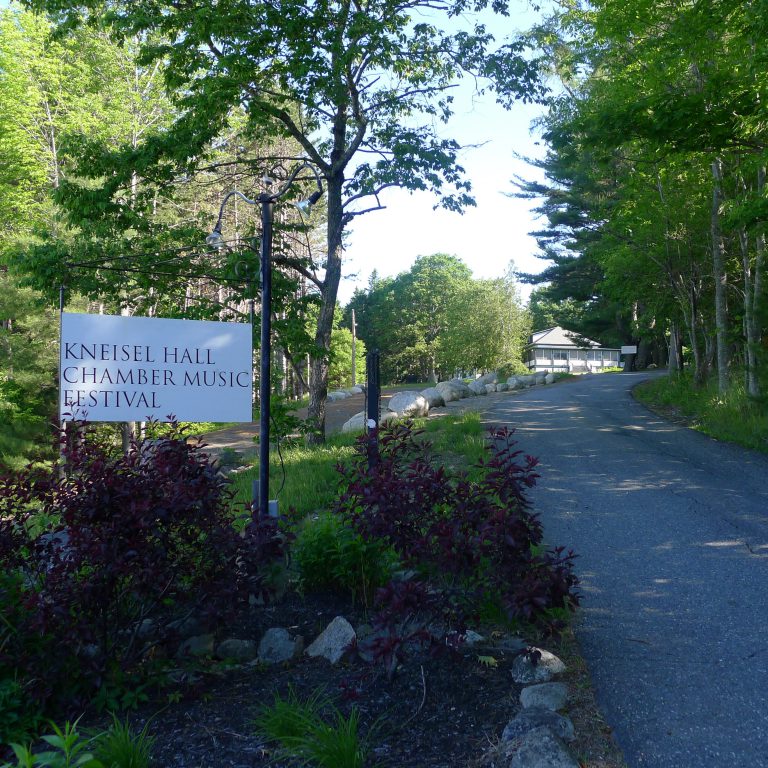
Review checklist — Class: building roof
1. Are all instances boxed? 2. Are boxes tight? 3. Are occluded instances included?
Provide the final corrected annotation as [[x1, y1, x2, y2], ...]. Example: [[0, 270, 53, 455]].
[[529, 326, 602, 349]]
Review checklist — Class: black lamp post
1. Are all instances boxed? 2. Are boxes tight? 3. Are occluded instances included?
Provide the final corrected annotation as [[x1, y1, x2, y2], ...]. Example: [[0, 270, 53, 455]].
[[207, 163, 324, 517]]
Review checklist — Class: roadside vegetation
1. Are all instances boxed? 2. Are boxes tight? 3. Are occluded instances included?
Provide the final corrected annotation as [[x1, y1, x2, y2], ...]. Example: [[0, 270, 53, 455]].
[[635, 371, 768, 454], [0, 411, 586, 761]]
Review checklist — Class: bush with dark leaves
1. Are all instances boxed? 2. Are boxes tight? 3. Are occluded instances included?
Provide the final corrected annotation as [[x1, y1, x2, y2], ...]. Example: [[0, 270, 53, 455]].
[[0, 423, 284, 718], [335, 420, 579, 663]]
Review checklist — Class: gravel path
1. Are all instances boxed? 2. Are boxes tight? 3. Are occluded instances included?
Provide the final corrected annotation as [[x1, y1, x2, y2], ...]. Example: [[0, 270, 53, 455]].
[[479, 372, 768, 767]]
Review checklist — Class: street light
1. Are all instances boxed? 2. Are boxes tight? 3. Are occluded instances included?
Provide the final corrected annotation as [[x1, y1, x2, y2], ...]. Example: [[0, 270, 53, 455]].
[[208, 162, 324, 517]]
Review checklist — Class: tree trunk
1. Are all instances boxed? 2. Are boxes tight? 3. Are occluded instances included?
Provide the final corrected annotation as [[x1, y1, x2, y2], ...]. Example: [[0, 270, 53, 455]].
[[685, 287, 706, 385], [711, 158, 729, 394], [746, 167, 765, 398], [669, 321, 682, 374], [307, 174, 344, 444]]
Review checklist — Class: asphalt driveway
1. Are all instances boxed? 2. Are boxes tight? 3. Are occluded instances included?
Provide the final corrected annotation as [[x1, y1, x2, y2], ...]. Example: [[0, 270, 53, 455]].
[[479, 372, 768, 767]]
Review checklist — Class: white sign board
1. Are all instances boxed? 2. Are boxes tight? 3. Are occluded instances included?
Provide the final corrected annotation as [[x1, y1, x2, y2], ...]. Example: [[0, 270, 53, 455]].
[[60, 313, 252, 422], [621, 345, 638, 355]]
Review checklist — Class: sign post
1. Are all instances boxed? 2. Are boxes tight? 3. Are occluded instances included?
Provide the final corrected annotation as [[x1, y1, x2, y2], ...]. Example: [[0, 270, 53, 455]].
[[620, 345, 638, 373]]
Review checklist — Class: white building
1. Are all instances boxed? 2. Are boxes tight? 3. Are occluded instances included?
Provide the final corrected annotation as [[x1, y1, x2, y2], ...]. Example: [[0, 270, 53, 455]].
[[526, 326, 621, 372]]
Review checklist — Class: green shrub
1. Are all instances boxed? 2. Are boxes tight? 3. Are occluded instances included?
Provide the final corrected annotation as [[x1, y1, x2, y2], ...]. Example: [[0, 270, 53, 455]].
[[0, 678, 43, 748], [2, 718, 99, 768], [254, 687, 371, 768], [497, 360, 529, 378], [292, 512, 396, 604], [1, 715, 154, 768], [91, 715, 154, 768]]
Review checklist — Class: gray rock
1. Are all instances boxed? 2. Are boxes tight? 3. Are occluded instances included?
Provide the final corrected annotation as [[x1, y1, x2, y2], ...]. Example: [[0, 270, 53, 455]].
[[349, 386, 364, 394], [258, 628, 304, 665], [499, 636, 529, 653], [507, 375, 520, 388], [502, 707, 575, 744], [177, 633, 214, 658], [217, 638, 258, 663], [533, 372, 547, 385], [379, 412, 399, 426], [419, 387, 445, 408], [136, 618, 155, 639], [545, 373, 556, 385], [388, 391, 429, 417], [448, 378, 474, 397], [342, 411, 367, 433], [463, 630, 485, 646], [485, 384, 497, 394], [306, 616, 356, 664], [475, 372, 498, 386], [435, 379, 470, 403], [169, 615, 204, 639], [506, 726, 579, 768], [468, 380, 488, 395], [496, 383, 509, 392], [520, 683, 568, 712], [511, 649, 566, 683]]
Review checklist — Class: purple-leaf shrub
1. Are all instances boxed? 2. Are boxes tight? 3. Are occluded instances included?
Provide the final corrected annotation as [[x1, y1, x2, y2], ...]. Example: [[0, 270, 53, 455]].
[[335, 421, 579, 652], [0, 422, 284, 714]]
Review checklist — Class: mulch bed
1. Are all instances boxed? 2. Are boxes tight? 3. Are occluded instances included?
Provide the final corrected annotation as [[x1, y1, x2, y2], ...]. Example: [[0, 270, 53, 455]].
[[120, 591, 531, 768]]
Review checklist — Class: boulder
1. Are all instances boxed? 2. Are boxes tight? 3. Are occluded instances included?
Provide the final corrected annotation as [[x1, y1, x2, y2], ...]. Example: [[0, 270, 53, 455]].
[[388, 391, 429, 417], [516, 374, 536, 388], [496, 383, 509, 392], [169, 615, 204, 639], [177, 634, 214, 658], [258, 628, 304, 665], [520, 682, 568, 711], [544, 373, 556, 385], [349, 386, 365, 394], [435, 381, 465, 402], [468, 380, 488, 395], [462, 630, 485, 647], [507, 376, 521, 389], [533, 372, 547, 385], [419, 387, 445, 409], [216, 638, 258, 663], [379, 412, 399, 426], [505, 726, 579, 768], [512, 648, 566, 684], [447, 379, 474, 397], [306, 616, 356, 664], [501, 706, 575, 743], [475, 372, 498, 386], [485, 384, 496, 394], [342, 411, 367, 433]]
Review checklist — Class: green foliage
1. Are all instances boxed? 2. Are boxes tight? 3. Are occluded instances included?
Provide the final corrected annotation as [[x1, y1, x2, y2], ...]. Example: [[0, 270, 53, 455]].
[[229, 433, 358, 519], [2, 719, 101, 768], [346, 255, 530, 382], [90, 716, 154, 768], [0, 275, 60, 469], [635, 371, 768, 453], [420, 411, 488, 472], [328, 327, 366, 391], [292, 513, 396, 603], [1, 716, 154, 768], [254, 688, 371, 768], [0, 678, 43, 748], [519, 0, 768, 389]]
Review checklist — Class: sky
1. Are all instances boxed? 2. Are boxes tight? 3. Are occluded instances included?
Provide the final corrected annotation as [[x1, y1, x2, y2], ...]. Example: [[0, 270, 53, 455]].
[[338, 3, 551, 305]]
